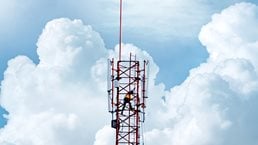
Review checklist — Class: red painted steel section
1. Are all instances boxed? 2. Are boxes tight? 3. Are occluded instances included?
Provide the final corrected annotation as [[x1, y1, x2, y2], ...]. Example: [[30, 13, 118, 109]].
[[116, 60, 120, 145], [128, 54, 131, 145], [108, 57, 148, 145], [136, 62, 140, 145], [107, 1, 148, 145]]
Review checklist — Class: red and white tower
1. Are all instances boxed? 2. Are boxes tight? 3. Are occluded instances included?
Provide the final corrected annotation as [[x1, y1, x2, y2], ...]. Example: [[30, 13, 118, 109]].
[[107, 0, 149, 145]]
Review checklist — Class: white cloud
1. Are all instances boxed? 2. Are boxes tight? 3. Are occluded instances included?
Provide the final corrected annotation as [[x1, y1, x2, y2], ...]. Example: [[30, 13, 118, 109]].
[[93, 126, 114, 145], [2, 2, 258, 145], [93, 2, 258, 145], [0, 18, 109, 145], [143, 2, 258, 145], [0, 17, 164, 145]]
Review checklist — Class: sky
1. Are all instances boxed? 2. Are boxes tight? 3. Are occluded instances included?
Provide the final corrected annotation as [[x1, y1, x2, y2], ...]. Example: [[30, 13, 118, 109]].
[[1, 0, 258, 145]]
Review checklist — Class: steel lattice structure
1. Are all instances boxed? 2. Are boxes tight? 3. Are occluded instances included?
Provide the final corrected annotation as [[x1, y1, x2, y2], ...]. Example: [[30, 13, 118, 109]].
[[107, 1, 149, 144], [107, 54, 148, 145]]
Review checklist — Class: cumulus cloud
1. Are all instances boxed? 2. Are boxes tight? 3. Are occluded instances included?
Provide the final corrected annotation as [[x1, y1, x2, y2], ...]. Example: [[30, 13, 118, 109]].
[[94, 2, 258, 145], [0, 18, 109, 145], [144, 2, 258, 145], [0, 17, 164, 145], [2, 2, 258, 145], [93, 126, 114, 145]]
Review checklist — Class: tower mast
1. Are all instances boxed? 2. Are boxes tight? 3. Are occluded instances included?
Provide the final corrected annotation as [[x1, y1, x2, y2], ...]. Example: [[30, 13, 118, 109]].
[[107, 1, 149, 145]]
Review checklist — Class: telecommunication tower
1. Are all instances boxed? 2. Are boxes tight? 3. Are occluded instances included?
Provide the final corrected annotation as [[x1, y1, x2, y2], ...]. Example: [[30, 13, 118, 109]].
[[107, 0, 149, 145]]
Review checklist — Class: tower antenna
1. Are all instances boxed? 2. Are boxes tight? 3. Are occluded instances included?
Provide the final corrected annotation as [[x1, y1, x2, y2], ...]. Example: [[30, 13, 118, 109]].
[[119, 0, 122, 60], [107, 1, 149, 145]]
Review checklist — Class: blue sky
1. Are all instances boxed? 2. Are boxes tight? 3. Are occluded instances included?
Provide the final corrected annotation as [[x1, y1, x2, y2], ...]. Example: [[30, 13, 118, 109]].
[[1, 0, 258, 144], [2, 0, 253, 87], [0, 0, 257, 87]]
